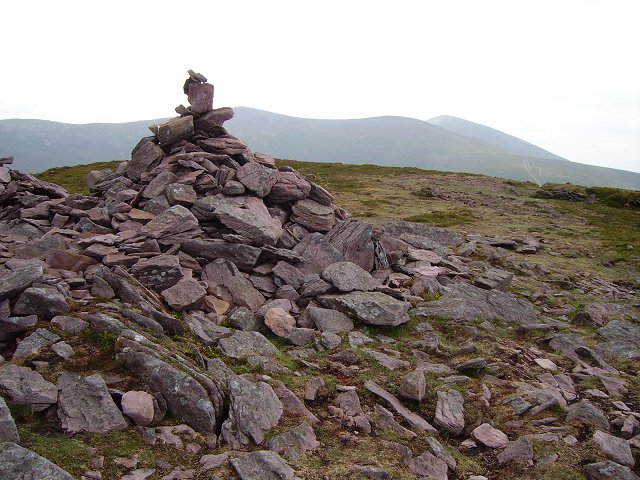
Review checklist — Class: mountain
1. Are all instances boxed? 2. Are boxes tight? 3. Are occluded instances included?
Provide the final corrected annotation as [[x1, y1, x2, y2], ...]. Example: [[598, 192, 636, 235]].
[[428, 114, 565, 161], [1, 109, 638, 190]]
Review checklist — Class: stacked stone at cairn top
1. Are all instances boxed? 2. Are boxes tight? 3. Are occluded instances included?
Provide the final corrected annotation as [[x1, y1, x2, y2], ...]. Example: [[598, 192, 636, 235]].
[[86, 69, 349, 252]]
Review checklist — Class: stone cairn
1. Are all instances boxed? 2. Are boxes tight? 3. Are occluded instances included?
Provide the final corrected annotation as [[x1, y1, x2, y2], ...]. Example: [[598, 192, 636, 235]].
[[1, 72, 635, 479]]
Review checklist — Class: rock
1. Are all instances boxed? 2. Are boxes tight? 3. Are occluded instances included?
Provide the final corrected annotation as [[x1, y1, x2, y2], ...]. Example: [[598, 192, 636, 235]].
[[407, 451, 448, 480], [593, 430, 634, 468], [203, 258, 265, 310], [165, 183, 197, 207], [230, 451, 296, 480], [333, 390, 372, 434], [497, 437, 534, 464], [272, 261, 305, 290], [149, 116, 194, 146], [325, 220, 376, 272], [218, 330, 278, 359], [291, 198, 336, 232], [12, 287, 68, 319], [131, 255, 184, 292], [471, 423, 509, 448], [264, 307, 296, 337], [534, 358, 558, 371], [365, 349, 411, 370], [142, 205, 201, 240], [0, 262, 43, 301], [293, 233, 344, 276], [0, 315, 38, 342], [286, 327, 317, 346], [57, 371, 127, 433], [575, 302, 638, 327], [0, 396, 20, 443], [425, 436, 456, 471], [373, 404, 417, 439], [193, 195, 282, 246], [433, 390, 465, 436], [91, 276, 115, 298], [0, 442, 73, 479], [321, 261, 380, 292], [274, 385, 319, 424], [221, 376, 283, 447], [236, 162, 278, 197], [596, 320, 640, 359], [181, 239, 261, 270], [304, 377, 325, 401], [120, 469, 156, 480], [412, 282, 539, 326], [301, 306, 354, 333], [583, 460, 640, 480], [161, 278, 206, 311], [187, 82, 213, 113], [122, 391, 156, 427], [50, 315, 89, 333], [267, 422, 320, 459], [266, 171, 311, 203], [318, 291, 409, 326], [51, 341, 74, 360], [12, 328, 60, 364], [116, 347, 221, 433], [364, 380, 437, 434], [0, 363, 58, 410], [350, 465, 391, 479], [455, 357, 487, 374], [566, 400, 610, 431], [142, 171, 178, 198], [126, 138, 164, 181]]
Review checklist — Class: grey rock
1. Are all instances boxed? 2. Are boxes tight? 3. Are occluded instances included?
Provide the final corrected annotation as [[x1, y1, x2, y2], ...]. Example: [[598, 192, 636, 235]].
[[203, 258, 265, 311], [126, 138, 164, 181], [142, 205, 201, 240], [318, 291, 409, 326], [0, 442, 73, 479], [161, 278, 207, 311], [218, 330, 278, 359], [193, 195, 282, 246], [497, 437, 534, 464], [116, 347, 221, 433], [236, 162, 278, 197], [90, 276, 115, 298], [221, 376, 283, 447], [291, 198, 336, 232], [407, 451, 448, 480], [365, 349, 411, 370], [0, 363, 58, 410], [575, 302, 638, 327], [165, 183, 197, 207], [230, 450, 296, 480], [12, 287, 68, 320], [334, 390, 372, 434], [0, 262, 43, 302], [593, 430, 634, 468], [583, 460, 640, 480], [301, 306, 354, 333], [181, 239, 261, 271], [350, 465, 391, 479], [12, 328, 60, 365], [433, 390, 465, 436], [373, 404, 416, 439], [51, 341, 74, 360], [142, 171, 178, 199], [131, 255, 184, 292], [266, 171, 311, 204], [321, 261, 380, 292], [223, 180, 245, 195], [50, 315, 89, 333], [382, 220, 463, 247], [122, 390, 156, 427], [293, 233, 344, 276], [274, 385, 320, 424], [272, 262, 305, 290], [399, 369, 426, 402], [412, 282, 539, 326], [0, 396, 20, 443], [326, 220, 376, 272], [566, 400, 610, 431], [425, 436, 457, 471], [364, 380, 437, 434], [0, 315, 38, 342], [57, 371, 127, 433], [267, 422, 319, 459], [596, 320, 640, 359], [228, 307, 259, 331]]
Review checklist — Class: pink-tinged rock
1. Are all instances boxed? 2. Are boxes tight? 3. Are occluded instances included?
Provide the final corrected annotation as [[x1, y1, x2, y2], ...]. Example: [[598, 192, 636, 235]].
[[161, 278, 206, 311], [471, 423, 509, 448], [236, 162, 278, 198], [149, 116, 194, 146], [593, 430, 635, 468], [188, 82, 214, 113], [122, 391, 155, 427], [264, 308, 296, 337], [304, 377, 325, 401], [46, 249, 98, 272]]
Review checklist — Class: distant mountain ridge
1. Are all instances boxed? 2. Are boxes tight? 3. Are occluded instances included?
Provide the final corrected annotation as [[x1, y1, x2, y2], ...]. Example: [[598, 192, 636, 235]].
[[428, 115, 565, 161], [1, 109, 638, 190]]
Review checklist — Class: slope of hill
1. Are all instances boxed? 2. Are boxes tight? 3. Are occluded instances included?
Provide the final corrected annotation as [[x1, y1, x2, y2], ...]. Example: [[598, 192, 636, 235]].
[[1, 110, 639, 189], [428, 114, 565, 160]]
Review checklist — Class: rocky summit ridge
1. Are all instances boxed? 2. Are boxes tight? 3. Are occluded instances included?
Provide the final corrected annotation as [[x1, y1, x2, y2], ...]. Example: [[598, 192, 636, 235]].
[[0, 71, 639, 480]]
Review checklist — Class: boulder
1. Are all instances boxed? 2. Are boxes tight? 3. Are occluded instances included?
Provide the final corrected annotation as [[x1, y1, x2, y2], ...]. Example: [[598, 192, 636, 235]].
[[57, 371, 127, 433], [203, 258, 265, 310], [264, 307, 296, 337], [181, 239, 261, 270], [318, 291, 410, 326], [267, 422, 319, 459], [301, 306, 354, 333], [230, 450, 296, 480], [221, 376, 283, 447], [471, 423, 509, 448], [433, 390, 465, 436], [0, 263, 43, 302], [131, 255, 185, 292], [291, 199, 336, 232], [399, 369, 426, 402], [161, 277, 206, 311], [0, 363, 58, 410], [236, 162, 278, 197], [218, 330, 278, 359], [0, 396, 20, 443], [266, 171, 311, 203], [0, 442, 73, 480], [497, 437, 534, 464], [122, 391, 156, 427], [321, 261, 380, 292], [187, 82, 214, 113], [12, 328, 60, 365], [566, 400, 610, 431], [592, 430, 634, 468], [149, 116, 194, 146], [126, 138, 164, 181], [583, 461, 640, 480]]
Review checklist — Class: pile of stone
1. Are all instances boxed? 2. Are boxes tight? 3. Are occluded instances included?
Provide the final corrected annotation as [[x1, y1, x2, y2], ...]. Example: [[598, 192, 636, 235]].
[[1, 72, 638, 480]]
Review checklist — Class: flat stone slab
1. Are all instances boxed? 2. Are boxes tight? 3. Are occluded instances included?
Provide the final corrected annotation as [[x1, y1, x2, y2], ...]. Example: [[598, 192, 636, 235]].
[[0, 442, 73, 479], [318, 291, 410, 326], [0, 363, 58, 410]]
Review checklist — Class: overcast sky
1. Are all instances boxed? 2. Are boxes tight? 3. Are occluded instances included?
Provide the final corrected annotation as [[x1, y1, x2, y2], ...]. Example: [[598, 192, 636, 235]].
[[1, 0, 639, 172]]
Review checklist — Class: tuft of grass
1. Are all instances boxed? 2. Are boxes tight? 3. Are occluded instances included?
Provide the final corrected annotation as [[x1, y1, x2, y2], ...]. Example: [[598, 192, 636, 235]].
[[403, 207, 475, 227], [35, 160, 124, 194]]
